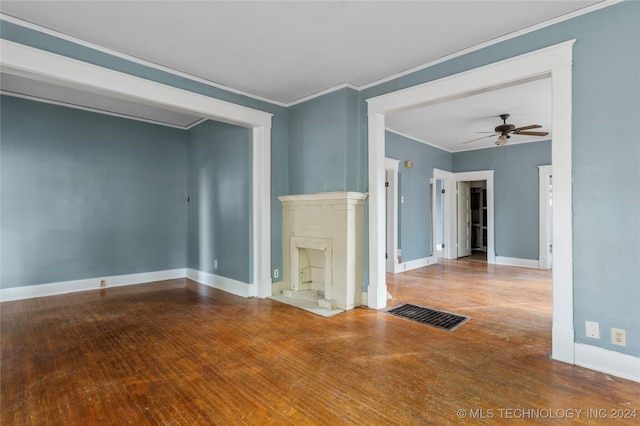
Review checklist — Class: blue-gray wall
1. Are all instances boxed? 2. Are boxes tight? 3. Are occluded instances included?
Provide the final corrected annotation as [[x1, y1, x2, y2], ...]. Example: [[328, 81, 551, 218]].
[[288, 87, 364, 194], [186, 121, 252, 283], [384, 135, 551, 263], [385, 131, 453, 262], [1, 96, 187, 287], [454, 141, 551, 260]]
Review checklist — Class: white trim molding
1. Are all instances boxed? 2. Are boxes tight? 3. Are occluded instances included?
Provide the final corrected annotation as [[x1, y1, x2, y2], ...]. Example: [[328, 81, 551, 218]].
[[385, 158, 400, 274], [575, 343, 640, 383], [0, 39, 274, 300], [538, 165, 553, 270], [186, 269, 255, 299], [0, 269, 186, 302], [398, 256, 437, 272], [495, 256, 540, 269], [367, 41, 575, 367]]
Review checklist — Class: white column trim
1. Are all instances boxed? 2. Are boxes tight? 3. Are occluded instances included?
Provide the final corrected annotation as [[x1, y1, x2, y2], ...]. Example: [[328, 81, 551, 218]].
[[550, 62, 574, 364], [367, 113, 387, 309]]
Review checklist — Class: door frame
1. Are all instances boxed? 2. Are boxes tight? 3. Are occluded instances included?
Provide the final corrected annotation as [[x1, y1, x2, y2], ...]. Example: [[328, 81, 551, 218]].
[[538, 165, 553, 270], [433, 169, 495, 263], [366, 41, 575, 364], [385, 158, 400, 273]]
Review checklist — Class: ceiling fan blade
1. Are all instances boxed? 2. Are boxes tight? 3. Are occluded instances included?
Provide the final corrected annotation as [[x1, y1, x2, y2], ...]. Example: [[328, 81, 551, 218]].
[[514, 131, 549, 136], [462, 134, 498, 144], [512, 124, 541, 132]]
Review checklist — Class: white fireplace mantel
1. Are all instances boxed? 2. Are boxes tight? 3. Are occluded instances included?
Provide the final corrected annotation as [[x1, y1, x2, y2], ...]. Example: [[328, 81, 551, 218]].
[[278, 191, 368, 310]]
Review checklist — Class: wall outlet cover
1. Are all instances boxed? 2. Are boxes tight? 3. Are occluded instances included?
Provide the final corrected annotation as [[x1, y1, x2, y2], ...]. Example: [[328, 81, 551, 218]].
[[585, 321, 599, 339], [611, 328, 627, 347]]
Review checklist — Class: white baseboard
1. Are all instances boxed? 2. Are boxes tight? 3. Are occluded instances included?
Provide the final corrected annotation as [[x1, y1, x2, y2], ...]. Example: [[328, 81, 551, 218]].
[[495, 256, 540, 269], [0, 268, 187, 302], [575, 343, 640, 383], [186, 268, 255, 298], [396, 256, 437, 273]]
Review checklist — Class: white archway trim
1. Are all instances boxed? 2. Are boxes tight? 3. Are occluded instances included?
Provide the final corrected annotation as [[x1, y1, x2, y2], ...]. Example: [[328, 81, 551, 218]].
[[1, 39, 273, 298], [367, 41, 574, 364]]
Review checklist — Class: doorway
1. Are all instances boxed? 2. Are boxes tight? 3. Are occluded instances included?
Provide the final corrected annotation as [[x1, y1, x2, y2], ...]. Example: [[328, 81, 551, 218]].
[[432, 169, 495, 263], [367, 41, 575, 365], [465, 180, 488, 262]]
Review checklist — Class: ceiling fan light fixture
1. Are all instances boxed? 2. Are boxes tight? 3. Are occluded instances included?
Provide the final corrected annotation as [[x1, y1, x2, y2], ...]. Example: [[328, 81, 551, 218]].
[[496, 134, 509, 146]]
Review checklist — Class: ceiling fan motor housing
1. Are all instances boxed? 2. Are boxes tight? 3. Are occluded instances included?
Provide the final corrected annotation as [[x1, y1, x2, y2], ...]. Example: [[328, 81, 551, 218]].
[[495, 123, 515, 134]]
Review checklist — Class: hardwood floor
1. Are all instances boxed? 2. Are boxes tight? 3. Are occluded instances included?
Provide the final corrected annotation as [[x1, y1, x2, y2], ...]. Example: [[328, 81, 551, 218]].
[[2, 260, 639, 425]]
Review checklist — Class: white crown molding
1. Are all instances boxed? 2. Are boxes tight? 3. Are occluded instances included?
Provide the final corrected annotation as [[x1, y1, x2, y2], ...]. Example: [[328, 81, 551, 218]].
[[357, 0, 622, 92], [286, 82, 359, 107], [0, 13, 288, 108], [385, 128, 454, 153], [1, 1, 621, 107], [0, 269, 187, 302]]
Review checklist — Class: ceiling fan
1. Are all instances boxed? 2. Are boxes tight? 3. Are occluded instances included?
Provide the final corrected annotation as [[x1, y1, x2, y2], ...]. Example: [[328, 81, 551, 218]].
[[463, 114, 549, 146]]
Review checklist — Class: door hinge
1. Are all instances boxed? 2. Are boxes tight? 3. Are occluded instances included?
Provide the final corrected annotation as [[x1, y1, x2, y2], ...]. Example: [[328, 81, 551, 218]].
[[385, 181, 389, 187], [441, 189, 445, 194]]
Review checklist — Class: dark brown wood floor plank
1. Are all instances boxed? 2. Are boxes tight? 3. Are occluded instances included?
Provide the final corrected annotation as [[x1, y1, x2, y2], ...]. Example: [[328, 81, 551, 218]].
[[2, 260, 639, 425]]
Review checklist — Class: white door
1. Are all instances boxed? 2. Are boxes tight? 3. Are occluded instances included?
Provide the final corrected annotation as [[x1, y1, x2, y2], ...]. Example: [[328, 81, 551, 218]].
[[457, 181, 472, 257]]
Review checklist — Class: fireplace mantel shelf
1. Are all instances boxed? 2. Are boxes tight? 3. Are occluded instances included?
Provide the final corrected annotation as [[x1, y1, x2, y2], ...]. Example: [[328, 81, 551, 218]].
[[278, 191, 368, 204]]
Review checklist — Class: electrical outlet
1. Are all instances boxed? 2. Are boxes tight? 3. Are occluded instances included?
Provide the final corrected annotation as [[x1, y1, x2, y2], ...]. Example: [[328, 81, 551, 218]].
[[213, 260, 218, 269], [611, 328, 627, 347], [585, 321, 600, 339], [100, 280, 106, 288], [273, 269, 279, 279]]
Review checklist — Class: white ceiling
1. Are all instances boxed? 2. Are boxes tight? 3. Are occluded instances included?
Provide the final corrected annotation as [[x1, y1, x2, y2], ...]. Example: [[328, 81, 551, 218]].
[[0, 1, 607, 149], [386, 77, 552, 152]]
